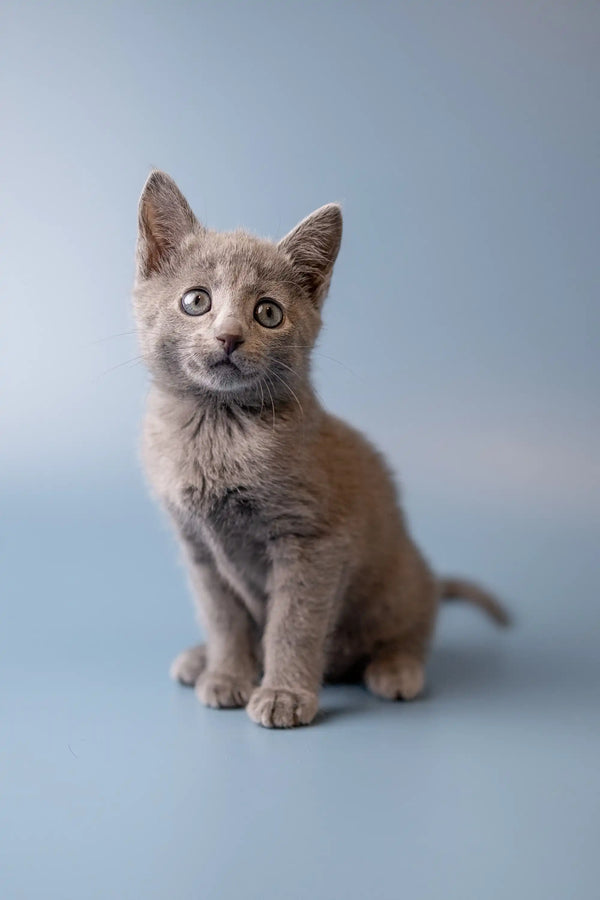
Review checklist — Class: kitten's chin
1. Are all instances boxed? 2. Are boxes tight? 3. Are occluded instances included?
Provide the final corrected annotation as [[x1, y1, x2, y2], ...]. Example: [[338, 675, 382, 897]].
[[180, 353, 263, 397], [195, 364, 259, 395]]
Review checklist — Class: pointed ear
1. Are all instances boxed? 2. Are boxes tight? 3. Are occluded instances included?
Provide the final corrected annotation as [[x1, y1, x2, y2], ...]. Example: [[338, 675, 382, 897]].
[[136, 170, 200, 277], [278, 203, 342, 305]]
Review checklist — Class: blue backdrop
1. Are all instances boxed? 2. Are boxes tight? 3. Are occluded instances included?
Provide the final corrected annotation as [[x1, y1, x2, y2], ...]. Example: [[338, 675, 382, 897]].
[[2, 2, 599, 898]]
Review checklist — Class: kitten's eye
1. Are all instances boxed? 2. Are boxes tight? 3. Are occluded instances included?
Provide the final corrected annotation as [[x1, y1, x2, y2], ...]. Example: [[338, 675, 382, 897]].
[[181, 288, 211, 316], [254, 299, 283, 328]]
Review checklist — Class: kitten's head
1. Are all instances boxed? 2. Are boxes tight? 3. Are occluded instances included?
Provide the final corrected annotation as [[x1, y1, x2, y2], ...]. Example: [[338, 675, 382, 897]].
[[133, 171, 342, 404]]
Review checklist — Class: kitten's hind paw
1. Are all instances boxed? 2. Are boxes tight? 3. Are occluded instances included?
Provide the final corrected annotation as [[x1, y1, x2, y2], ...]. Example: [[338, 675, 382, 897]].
[[169, 644, 207, 686], [365, 656, 424, 701], [247, 687, 318, 728], [195, 672, 255, 709]]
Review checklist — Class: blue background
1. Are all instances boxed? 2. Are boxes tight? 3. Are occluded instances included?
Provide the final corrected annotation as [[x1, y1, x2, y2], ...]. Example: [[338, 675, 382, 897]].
[[2, 2, 599, 898]]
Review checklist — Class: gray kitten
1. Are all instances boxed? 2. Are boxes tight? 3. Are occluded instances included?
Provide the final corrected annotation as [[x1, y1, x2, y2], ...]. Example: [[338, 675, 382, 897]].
[[133, 171, 508, 729]]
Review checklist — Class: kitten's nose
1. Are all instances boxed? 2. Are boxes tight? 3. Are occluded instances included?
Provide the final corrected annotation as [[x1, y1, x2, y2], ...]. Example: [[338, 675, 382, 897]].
[[216, 331, 244, 356]]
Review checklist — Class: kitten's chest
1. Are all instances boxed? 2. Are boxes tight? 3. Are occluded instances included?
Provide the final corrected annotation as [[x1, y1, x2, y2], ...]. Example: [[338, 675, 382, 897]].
[[145, 400, 269, 505], [144, 406, 273, 602], [180, 478, 267, 542], [177, 466, 271, 620]]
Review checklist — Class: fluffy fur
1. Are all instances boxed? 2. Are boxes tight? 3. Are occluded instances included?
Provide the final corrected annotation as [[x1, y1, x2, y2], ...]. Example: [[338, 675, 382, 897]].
[[133, 170, 508, 728]]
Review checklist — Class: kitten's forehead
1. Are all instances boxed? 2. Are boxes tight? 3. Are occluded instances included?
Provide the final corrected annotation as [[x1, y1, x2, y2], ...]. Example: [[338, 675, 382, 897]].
[[185, 229, 294, 290]]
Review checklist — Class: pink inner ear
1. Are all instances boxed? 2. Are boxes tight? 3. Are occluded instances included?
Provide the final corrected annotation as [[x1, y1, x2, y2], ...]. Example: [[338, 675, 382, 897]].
[[278, 205, 342, 306], [137, 172, 199, 276], [139, 203, 169, 275], [278, 204, 342, 286]]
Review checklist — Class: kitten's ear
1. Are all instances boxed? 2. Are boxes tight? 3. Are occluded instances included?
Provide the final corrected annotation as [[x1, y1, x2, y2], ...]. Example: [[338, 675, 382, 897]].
[[278, 203, 342, 306], [136, 170, 200, 277]]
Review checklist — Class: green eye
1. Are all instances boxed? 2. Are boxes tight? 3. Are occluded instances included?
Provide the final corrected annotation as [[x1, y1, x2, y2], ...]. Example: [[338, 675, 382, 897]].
[[254, 298, 283, 328], [181, 288, 211, 316]]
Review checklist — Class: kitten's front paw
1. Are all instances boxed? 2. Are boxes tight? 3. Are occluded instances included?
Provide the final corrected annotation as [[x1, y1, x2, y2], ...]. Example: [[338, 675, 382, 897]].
[[247, 687, 318, 728], [195, 672, 254, 709], [169, 644, 207, 686]]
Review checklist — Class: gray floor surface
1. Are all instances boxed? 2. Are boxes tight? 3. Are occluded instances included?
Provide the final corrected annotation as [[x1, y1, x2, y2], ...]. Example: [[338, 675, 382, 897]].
[[2, 486, 599, 899]]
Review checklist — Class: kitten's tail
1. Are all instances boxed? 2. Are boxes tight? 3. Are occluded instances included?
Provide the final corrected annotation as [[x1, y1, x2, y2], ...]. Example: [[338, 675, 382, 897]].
[[439, 576, 511, 626]]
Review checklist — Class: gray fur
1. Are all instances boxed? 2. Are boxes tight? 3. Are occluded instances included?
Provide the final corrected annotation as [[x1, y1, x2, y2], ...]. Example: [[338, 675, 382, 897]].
[[133, 170, 507, 728]]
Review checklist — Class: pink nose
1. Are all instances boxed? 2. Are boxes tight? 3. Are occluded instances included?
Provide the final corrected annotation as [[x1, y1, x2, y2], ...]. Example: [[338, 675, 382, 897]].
[[216, 332, 244, 356]]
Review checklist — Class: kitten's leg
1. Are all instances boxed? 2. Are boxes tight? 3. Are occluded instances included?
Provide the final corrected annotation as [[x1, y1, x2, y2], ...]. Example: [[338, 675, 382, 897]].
[[180, 541, 260, 709], [169, 643, 207, 686], [247, 540, 344, 728], [364, 627, 430, 701], [364, 556, 438, 702]]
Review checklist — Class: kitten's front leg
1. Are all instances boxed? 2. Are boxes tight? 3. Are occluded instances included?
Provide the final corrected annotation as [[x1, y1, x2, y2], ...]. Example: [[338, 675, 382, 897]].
[[178, 539, 260, 709], [247, 538, 345, 728]]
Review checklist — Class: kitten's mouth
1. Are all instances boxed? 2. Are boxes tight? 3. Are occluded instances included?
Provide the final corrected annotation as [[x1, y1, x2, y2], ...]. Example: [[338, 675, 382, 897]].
[[185, 351, 259, 393], [210, 358, 239, 371], [203, 355, 260, 391]]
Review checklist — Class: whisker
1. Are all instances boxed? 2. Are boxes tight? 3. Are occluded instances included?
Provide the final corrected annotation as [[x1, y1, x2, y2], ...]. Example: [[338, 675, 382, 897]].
[[89, 330, 138, 346], [284, 346, 357, 376], [313, 352, 357, 376], [263, 375, 276, 431], [96, 356, 144, 378], [269, 368, 304, 419], [272, 358, 302, 379]]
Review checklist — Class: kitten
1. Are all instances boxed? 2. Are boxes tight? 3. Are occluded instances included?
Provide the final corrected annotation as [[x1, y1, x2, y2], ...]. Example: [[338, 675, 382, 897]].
[[133, 171, 508, 729]]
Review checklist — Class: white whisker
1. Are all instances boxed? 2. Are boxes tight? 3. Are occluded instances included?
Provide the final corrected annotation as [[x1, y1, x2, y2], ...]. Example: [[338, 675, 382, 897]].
[[263, 375, 276, 430], [269, 368, 304, 418], [97, 356, 144, 378], [89, 330, 138, 346], [285, 345, 356, 375]]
